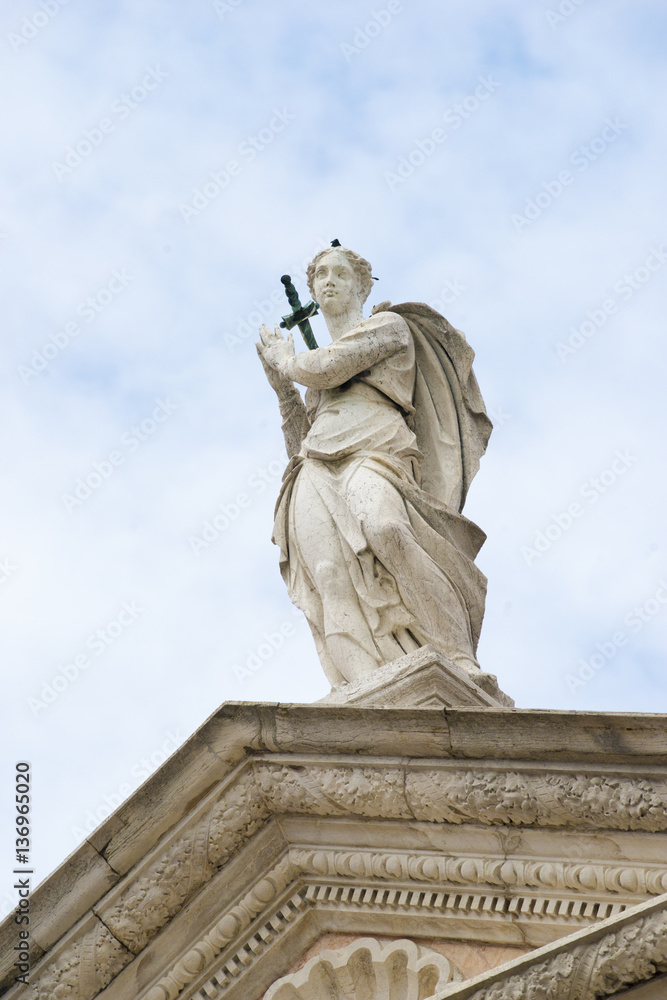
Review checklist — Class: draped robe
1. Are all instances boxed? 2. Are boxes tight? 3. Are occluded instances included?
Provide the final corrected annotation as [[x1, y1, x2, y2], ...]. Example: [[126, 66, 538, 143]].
[[273, 303, 492, 688]]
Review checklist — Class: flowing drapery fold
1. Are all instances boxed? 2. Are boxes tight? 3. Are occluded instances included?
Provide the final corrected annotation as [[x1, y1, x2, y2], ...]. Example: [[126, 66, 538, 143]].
[[387, 302, 492, 511]]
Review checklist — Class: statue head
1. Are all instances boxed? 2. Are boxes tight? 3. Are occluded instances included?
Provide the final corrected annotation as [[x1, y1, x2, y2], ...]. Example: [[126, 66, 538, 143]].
[[306, 246, 374, 315]]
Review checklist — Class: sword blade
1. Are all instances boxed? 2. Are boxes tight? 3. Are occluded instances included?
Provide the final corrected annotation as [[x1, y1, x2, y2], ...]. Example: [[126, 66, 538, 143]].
[[297, 319, 318, 351]]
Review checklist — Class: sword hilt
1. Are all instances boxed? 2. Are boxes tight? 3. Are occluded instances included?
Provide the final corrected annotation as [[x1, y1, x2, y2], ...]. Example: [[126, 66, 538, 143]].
[[280, 275, 301, 312], [279, 274, 319, 350]]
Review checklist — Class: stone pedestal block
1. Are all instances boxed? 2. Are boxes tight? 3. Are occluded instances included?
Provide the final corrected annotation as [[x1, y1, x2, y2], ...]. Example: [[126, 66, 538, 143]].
[[318, 644, 515, 709]]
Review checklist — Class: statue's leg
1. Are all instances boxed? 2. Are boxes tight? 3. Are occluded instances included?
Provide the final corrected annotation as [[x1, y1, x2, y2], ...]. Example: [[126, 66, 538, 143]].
[[344, 464, 479, 671], [290, 464, 382, 685], [305, 621, 348, 689]]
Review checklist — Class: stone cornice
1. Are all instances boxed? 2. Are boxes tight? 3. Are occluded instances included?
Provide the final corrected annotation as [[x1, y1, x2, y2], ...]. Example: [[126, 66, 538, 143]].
[[432, 893, 667, 1000], [136, 845, 666, 1000], [8, 760, 667, 999], [90, 759, 667, 963], [2, 705, 667, 998]]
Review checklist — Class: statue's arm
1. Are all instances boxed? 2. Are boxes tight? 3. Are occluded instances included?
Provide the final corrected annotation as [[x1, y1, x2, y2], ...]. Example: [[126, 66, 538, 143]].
[[284, 314, 410, 390], [278, 384, 310, 459], [256, 345, 310, 459]]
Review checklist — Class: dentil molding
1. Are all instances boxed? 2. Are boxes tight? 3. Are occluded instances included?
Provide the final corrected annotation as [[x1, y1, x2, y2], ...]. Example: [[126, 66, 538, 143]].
[[138, 843, 666, 1000], [12, 761, 667, 1000]]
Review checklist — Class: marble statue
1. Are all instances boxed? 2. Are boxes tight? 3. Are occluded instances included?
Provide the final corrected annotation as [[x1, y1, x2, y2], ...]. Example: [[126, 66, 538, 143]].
[[256, 244, 491, 690]]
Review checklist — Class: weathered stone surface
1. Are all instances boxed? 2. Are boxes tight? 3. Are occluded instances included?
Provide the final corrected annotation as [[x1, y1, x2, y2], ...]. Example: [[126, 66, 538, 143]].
[[264, 936, 462, 999], [258, 246, 492, 691], [97, 824, 289, 1000], [98, 769, 269, 954], [0, 841, 119, 988], [444, 708, 667, 763], [9, 914, 132, 1000], [274, 934, 529, 988], [94, 729, 235, 877], [318, 645, 513, 709], [612, 973, 667, 997], [29, 840, 120, 952], [430, 893, 667, 1000], [1, 703, 666, 999]]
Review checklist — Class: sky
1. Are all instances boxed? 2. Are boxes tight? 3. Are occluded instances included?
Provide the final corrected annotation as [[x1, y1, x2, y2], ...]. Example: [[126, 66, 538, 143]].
[[1, 0, 666, 914]]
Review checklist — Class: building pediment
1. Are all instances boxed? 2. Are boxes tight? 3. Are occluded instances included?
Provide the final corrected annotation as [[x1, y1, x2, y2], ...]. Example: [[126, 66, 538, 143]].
[[2, 702, 667, 999]]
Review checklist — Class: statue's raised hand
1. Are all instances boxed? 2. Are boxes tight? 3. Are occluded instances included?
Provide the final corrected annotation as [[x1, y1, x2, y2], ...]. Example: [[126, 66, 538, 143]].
[[256, 323, 308, 458], [257, 323, 295, 376], [255, 343, 289, 395]]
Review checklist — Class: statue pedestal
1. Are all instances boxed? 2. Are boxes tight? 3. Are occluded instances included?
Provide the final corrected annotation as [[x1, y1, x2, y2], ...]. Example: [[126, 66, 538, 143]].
[[318, 644, 515, 710]]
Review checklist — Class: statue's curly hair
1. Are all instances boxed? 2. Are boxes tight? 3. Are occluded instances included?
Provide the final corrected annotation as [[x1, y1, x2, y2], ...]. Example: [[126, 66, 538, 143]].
[[306, 247, 374, 304]]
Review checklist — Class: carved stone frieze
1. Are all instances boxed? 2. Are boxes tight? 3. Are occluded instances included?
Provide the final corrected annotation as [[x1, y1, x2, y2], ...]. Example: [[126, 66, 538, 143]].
[[436, 908, 667, 1000], [23, 918, 132, 1000], [254, 764, 412, 821], [255, 764, 667, 833], [264, 936, 463, 999], [404, 771, 667, 831], [180, 891, 309, 1000], [15, 762, 667, 1000], [101, 770, 270, 954]]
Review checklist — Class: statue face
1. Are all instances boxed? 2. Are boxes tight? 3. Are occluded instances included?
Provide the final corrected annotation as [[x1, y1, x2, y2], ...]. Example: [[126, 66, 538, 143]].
[[312, 251, 362, 316]]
